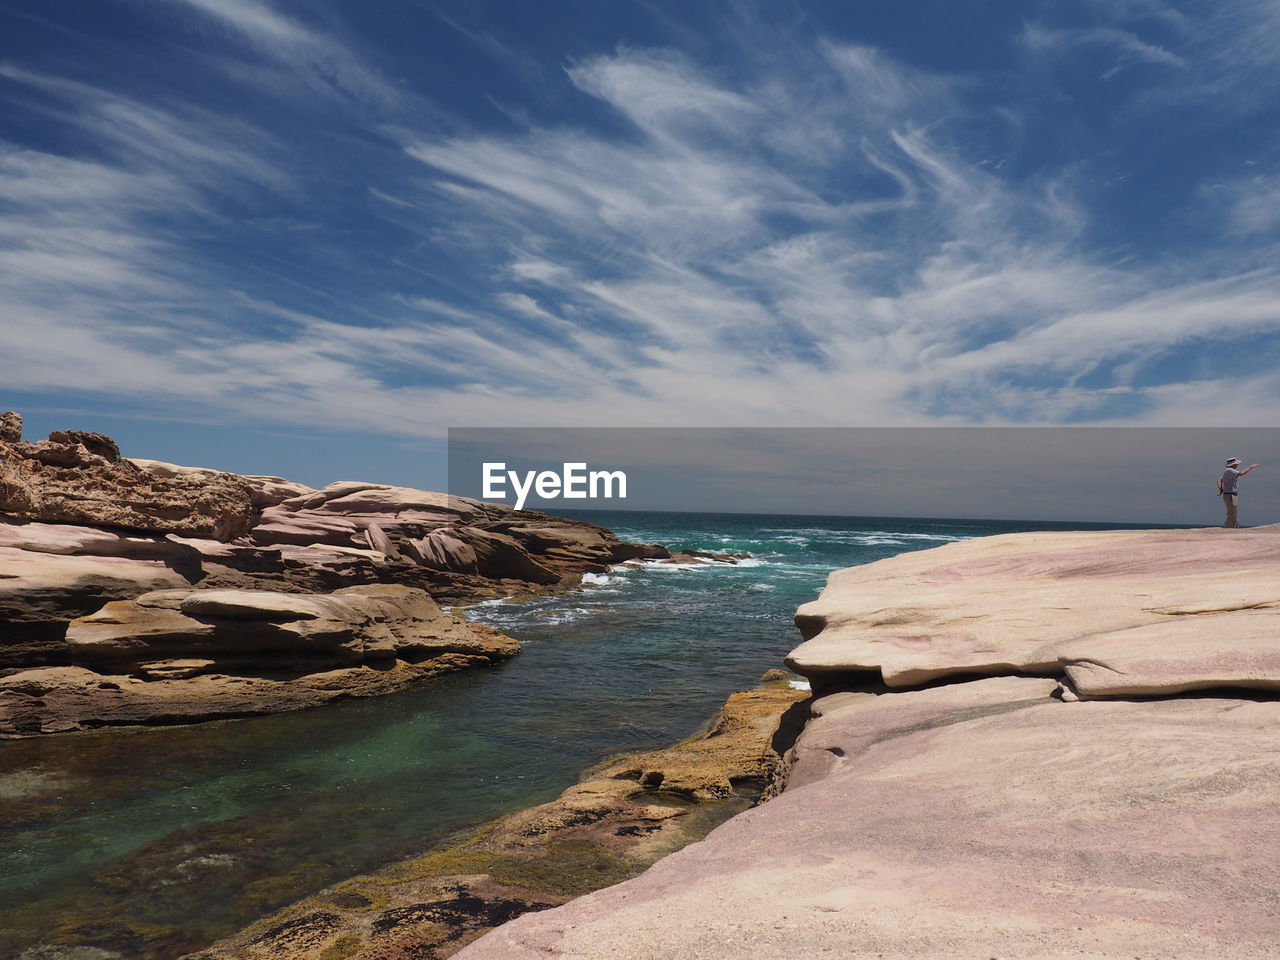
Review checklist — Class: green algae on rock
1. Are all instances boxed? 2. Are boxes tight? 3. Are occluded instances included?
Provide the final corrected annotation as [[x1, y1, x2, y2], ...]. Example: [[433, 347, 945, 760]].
[[178, 684, 807, 960]]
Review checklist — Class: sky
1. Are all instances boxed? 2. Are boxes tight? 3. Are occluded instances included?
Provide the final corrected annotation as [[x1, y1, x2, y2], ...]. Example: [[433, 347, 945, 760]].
[[2, 0, 1279, 505]]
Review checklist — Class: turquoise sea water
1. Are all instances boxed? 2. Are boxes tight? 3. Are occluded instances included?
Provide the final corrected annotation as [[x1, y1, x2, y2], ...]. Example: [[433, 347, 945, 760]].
[[0, 511, 1176, 958]]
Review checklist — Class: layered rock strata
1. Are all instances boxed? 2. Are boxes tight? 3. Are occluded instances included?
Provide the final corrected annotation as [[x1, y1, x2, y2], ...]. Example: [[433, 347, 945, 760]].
[[180, 683, 809, 960], [0, 584, 517, 735], [0, 413, 668, 735], [456, 524, 1280, 960], [788, 524, 1280, 696]]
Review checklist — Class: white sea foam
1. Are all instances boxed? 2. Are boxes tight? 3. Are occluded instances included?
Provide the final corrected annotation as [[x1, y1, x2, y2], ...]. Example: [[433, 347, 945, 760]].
[[462, 595, 517, 610], [634, 556, 769, 573], [760, 527, 970, 543], [638, 561, 716, 572], [532, 608, 593, 625], [581, 572, 623, 586], [747, 583, 775, 592], [788, 679, 811, 691]]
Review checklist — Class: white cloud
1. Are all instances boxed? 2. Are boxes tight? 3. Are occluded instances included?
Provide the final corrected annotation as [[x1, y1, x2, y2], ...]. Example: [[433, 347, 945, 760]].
[[4, 10, 1280, 442], [163, 0, 399, 106], [1022, 23, 1186, 78], [567, 49, 761, 140]]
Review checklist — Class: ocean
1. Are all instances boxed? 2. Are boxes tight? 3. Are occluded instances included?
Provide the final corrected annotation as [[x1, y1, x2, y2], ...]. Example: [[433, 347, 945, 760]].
[[0, 510, 1175, 958]]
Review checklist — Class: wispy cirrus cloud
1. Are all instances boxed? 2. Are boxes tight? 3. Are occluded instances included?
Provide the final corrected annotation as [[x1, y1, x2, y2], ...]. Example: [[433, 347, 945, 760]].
[[1021, 23, 1186, 79], [161, 0, 401, 107], [2, 0, 1280, 444]]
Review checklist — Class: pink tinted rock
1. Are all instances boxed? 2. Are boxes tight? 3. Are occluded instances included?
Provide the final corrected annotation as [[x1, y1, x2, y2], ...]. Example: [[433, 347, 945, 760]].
[[130, 458, 315, 508], [789, 524, 1280, 689], [457, 677, 1280, 960], [404, 529, 480, 573]]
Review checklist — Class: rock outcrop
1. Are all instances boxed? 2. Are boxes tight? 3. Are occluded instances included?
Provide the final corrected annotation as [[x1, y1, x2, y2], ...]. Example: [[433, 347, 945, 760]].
[[788, 524, 1280, 694], [0, 584, 518, 735], [0, 531, 194, 669], [0, 418, 254, 540], [455, 524, 1280, 960], [0, 412, 669, 736], [129, 458, 315, 509]]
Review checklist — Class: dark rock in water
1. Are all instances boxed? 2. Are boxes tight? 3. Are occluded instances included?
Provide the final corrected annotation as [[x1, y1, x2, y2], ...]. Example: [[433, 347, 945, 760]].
[[659, 549, 747, 565], [0, 416, 254, 541]]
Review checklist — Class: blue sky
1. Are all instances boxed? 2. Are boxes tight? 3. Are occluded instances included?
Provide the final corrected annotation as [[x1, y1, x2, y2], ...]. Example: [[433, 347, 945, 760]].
[[1, 0, 1279, 489]]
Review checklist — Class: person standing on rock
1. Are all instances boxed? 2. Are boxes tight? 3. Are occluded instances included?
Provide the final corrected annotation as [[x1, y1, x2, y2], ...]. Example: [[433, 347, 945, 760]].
[[1218, 457, 1259, 528]]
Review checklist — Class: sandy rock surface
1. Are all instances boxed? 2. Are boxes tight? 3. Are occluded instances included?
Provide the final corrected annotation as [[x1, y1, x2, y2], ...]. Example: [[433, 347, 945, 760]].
[[789, 524, 1280, 691], [458, 526, 1280, 960], [459, 677, 1280, 960], [1, 583, 518, 735]]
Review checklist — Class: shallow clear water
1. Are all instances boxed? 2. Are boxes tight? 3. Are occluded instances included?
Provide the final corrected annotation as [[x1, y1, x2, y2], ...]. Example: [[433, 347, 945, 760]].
[[0, 511, 1175, 957]]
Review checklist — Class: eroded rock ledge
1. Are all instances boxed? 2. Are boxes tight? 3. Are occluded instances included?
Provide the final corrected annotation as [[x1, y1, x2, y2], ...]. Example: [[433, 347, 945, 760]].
[[1, 585, 518, 735], [0, 412, 668, 736], [789, 524, 1280, 698], [456, 525, 1280, 960]]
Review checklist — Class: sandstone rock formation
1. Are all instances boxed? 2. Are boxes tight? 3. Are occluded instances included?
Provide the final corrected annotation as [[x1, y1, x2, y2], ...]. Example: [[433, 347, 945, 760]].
[[0, 531, 193, 669], [788, 524, 1280, 695], [454, 525, 1280, 960], [181, 684, 808, 960], [130, 458, 315, 509], [1, 418, 254, 540], [0, 584, 518, 735], [0, 410, 21, 443], [0, 413, 670, 735]]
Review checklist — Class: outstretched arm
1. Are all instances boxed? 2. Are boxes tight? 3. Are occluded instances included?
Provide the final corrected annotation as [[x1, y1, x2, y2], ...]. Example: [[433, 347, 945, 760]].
[[1241, 463, 1261, 476]]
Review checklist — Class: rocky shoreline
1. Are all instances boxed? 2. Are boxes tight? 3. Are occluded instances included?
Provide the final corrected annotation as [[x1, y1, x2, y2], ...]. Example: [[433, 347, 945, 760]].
[[0, 412, 675, 736], [168, 678, 808, 960], [13, 413, 1275, 958], [458, 523, 1280, 960]]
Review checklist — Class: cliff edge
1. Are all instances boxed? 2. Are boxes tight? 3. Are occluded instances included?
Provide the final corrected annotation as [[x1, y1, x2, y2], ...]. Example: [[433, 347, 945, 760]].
[[456, 524, 1280, 960]]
